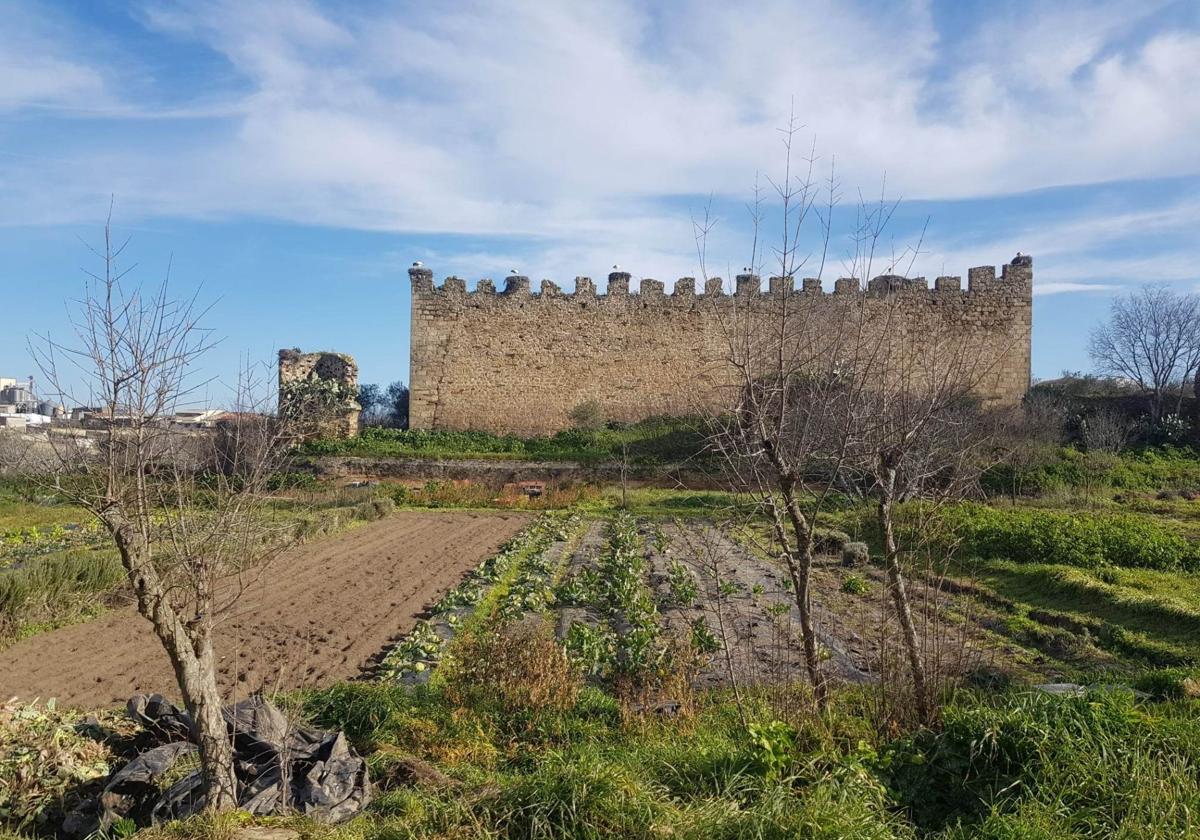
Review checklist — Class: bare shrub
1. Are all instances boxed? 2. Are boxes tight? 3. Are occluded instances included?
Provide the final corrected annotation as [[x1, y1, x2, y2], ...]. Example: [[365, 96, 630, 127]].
[[567, 399, 606, 431], [442, 619, 581, 717], [1081, 406, 1135, 454]]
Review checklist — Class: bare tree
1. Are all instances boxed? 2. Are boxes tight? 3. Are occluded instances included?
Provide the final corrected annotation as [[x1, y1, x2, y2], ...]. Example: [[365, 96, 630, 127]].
[[30, 217, 301, 811], [700, 115, 909, 709], [1089, 285, 1200, 425], [847, 320, 1003, 723]]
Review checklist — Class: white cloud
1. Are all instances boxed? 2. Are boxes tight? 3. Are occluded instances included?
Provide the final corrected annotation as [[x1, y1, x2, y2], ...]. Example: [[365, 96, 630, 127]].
[[0, 0, 1197, 282], [0, 3, 107, 110]]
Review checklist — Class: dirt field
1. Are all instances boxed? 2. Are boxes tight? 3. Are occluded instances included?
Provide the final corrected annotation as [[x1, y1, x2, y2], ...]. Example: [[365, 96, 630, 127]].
[[0, 511, 530, 707]]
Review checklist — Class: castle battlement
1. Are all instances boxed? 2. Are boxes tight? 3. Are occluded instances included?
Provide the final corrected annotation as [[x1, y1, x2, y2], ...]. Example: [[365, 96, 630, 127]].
[[407, 256, 1033, 436], [408, 256, 1032, 306]]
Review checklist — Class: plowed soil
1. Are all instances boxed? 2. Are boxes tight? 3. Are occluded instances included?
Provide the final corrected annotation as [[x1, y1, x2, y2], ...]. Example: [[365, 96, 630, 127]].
[[0, 511, 530, 707]]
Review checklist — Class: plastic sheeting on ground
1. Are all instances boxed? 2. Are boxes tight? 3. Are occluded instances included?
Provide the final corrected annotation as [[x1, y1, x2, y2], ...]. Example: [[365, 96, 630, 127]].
[[82, 693, 371, 831]]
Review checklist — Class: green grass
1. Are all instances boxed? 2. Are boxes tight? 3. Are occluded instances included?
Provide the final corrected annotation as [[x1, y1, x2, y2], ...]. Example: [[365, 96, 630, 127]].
[[593, 487, 748, 518], [288, 680, 1200, 840], [941, 503, 1200, 571], [983, 444, 1200, 497], [298, 418, 709, 465], [956, 558, 1200, 666], [0, 547, 125, 643], [0, 479, 91, 533]]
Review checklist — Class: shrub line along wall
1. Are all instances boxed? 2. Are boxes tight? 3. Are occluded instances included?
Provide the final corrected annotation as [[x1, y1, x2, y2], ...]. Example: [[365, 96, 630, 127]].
[[409, 257, 1033, 436]]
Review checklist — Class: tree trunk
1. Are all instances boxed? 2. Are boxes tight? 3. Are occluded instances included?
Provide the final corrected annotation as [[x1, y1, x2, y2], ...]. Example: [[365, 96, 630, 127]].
[[175, 633, 238, 811], [877, 462, 931, 724], [789, 547, 827, 708], [115, 527, 238, 810], [776, 483, 827, 709]]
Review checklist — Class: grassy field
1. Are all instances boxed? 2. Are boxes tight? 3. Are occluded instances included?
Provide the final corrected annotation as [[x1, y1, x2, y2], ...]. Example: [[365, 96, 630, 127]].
[[0, 480, 89, 531], [4, 445, 1200, 839]]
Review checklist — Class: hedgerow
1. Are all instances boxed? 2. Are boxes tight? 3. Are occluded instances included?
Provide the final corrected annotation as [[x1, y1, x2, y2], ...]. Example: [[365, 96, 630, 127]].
[[299, 417, 708, 465]]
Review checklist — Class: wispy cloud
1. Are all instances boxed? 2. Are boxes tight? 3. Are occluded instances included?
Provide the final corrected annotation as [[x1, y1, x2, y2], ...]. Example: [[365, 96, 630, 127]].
[[0, 0, 1197, 296]]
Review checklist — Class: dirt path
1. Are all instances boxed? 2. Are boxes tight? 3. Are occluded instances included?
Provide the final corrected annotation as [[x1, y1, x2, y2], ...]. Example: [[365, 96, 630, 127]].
[[0, 511, 530, 707]]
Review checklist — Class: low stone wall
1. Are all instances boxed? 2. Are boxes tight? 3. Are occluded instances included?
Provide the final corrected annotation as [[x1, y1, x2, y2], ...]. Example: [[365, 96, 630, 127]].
[[298, 455, 720, 489]]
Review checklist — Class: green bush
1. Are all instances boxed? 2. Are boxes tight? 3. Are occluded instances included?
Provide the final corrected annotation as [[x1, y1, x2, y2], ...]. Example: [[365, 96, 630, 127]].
[[943, 504, 1200, 571], [1132, 667, 1200, 701], [354, 497, 396, 521], [842, 542, 870, 567], [299, 417, 709, 466], [841, 574, 870, 595]]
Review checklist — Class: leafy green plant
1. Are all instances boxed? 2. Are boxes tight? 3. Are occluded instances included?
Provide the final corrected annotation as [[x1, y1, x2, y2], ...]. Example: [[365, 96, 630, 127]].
[[565, 622, 616, 676], [665, 561, 698, 606], [942, 503, 1200, 571], [689, 618, 720, 655], [746, 720, 797, 780], [841, 574, 870, 595]]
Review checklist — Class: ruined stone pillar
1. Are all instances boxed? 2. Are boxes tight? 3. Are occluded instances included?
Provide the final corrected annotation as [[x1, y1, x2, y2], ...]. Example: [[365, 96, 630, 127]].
[[278, 348, 361, 440]]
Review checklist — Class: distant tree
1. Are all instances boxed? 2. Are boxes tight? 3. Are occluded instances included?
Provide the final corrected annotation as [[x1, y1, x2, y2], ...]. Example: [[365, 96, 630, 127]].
[[1089, 285, 1200, 426], [357, 383, 382, 422], [384, 381, 410, 429]]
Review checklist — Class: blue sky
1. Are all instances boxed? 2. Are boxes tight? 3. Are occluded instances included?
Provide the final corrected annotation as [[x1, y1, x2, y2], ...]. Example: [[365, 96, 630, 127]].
[[1, 0, 1198, 404]]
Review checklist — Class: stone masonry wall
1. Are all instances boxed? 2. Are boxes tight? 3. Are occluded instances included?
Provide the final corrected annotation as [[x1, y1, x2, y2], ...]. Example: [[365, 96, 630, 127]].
[[278, 349, 361, 439], [409, 258, 1033, 436]]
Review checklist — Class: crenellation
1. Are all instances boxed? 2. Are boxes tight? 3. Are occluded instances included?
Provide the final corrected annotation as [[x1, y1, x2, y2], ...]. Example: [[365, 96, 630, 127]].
[[408, 256, 1033, 434], [769, 275, 794, 295], [477, 278, 495, 294], [735, 273, 760, 296], [868, 275, 902, 294], [503, 275, 530, 295], [968, 266, 996, 289]]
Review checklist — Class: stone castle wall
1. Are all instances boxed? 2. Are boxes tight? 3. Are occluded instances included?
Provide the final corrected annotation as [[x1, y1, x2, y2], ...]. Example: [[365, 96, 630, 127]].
[[408, 258, 1033, 436]]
